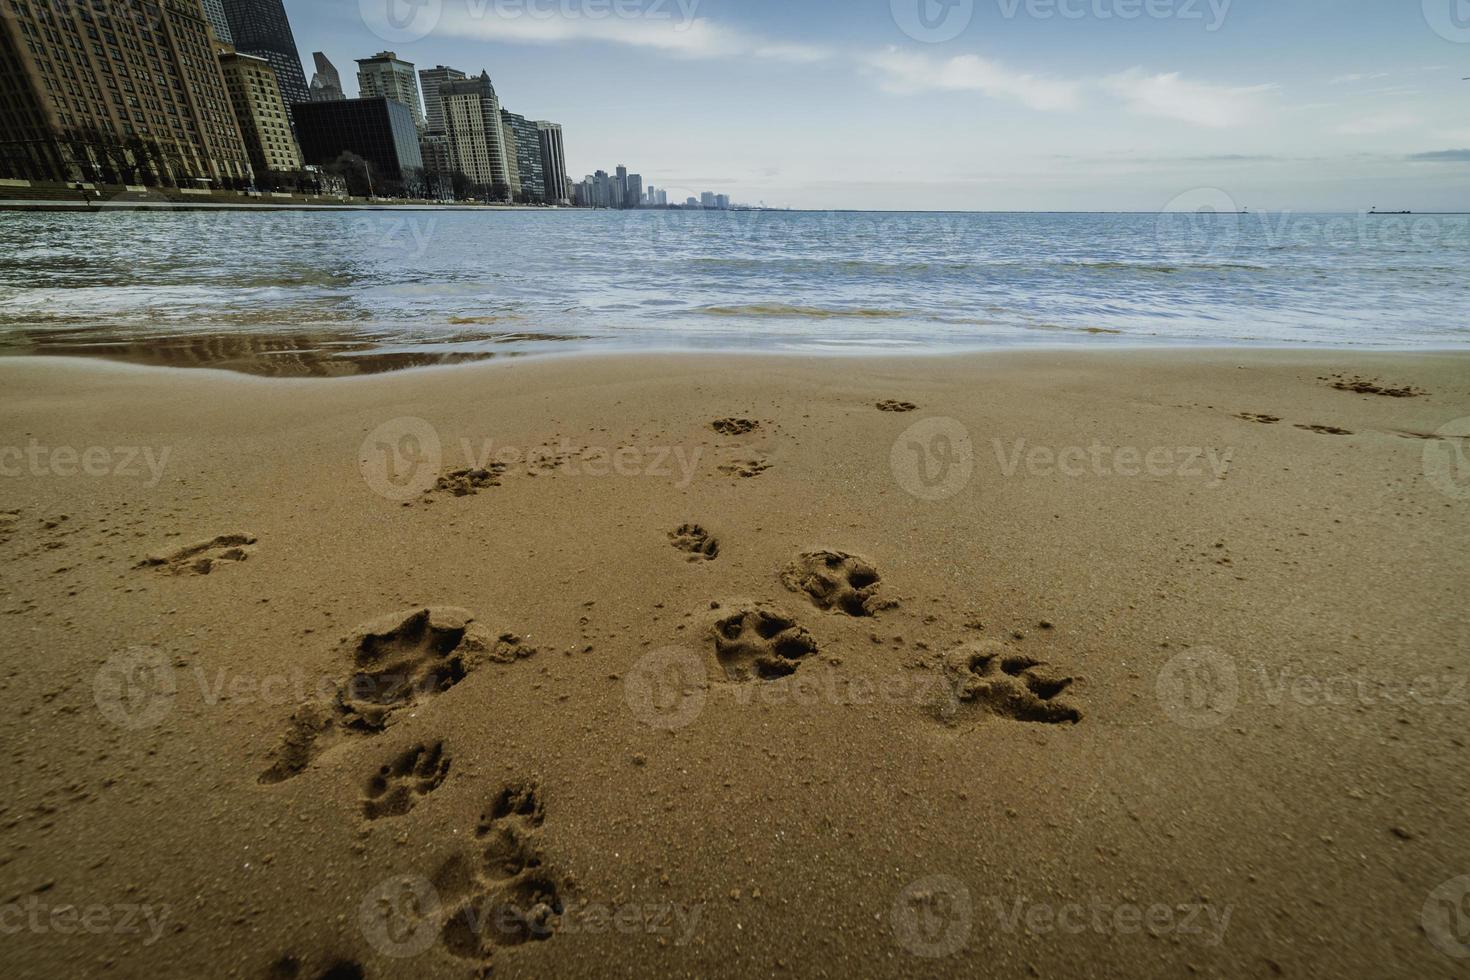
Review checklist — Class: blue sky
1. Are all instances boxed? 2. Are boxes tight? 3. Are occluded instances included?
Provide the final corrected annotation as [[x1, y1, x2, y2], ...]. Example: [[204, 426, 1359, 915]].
[[287, 0, 1470, 210]]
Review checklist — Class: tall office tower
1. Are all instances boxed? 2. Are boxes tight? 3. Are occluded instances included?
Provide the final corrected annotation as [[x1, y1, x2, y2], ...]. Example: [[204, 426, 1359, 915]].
[[0, 2, 253, 186], [357, 52, 424, 130], [293, 98, 424, 184], [219, 50, 302, 177], [701, 192, 716, 208], [534, 121, 567, 204], [222, 0, 310, 125], [499, 110, 544, 203], [418, 66, 467, 134], [594, 170, 612, 208], [615, 164, 630, 206], [627, 173, 643, 209], [440, 73, 511, 193], [715, 193, 730, 210], [202, 0, 234, 43], [310, 53, 345, 102]]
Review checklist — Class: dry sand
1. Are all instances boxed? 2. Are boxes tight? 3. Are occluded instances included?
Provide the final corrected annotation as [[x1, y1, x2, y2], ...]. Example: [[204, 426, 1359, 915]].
[[1, 349, 1467, 979]]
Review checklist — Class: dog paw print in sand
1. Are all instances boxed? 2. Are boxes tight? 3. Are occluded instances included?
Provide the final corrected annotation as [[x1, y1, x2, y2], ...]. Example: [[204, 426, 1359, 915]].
[[1235, 413, 1281, 425], [877, 400, 919, 413], [137, 533, 256, 575], [931, 640, 1080, 726], [259, 608, 490, 784], [781, 550, 893, 617], [1296, 424, 1353, 436], [669, 524, 719, 561], [711, 418, 760, 436], [435, 782, 572, 962], [362, 740, 451, 820], [1322, 374, 1424, 398], [711, 605, 818, 681], [432, 465, 507, 497], [717, 457, 773, 479]]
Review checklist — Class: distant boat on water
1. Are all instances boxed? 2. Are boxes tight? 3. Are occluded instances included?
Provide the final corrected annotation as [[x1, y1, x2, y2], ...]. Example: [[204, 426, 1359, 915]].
[[1369, 207, 1412, 214]]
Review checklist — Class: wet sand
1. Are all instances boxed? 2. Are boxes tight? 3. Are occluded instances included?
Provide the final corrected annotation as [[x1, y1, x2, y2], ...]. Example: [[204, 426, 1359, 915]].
[[1, 349, 1467, 979]]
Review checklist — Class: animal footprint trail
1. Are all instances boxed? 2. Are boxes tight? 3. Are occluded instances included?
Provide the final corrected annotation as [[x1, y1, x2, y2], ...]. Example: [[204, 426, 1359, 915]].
[[781, 550, 891, 617], [259, 608, 489, 785], [933, 641, 1081, 726], [362, 741, 451, 820], [137, 533, 256, 575], [669, 524, 719, 561], [712, 605, 818, 681], [1296, 424, 1353, 436]]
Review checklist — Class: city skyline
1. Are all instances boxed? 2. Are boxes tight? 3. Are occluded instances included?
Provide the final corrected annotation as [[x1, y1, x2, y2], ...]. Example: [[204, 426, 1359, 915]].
[[286, 0, 1469, 212]]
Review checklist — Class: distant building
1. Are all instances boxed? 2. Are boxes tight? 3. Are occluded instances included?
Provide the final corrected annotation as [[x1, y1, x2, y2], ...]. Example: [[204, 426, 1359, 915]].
[[440, 73, 512, 193], [500, 110, 545, 203], [419, 133, 454, 199], [218, 49, 303, 177], [715, 194, 730, 210], [357, 52, 424, 131], [627, 173, 644, 209], [535, 122, 568, 204], [616, 165, 629, 207], [687, 197, 700, 207], [701, 192, 716, 208], [292, 97, 423, 185], [202, 0, 234, 44], [419, 66, 467, 135], [0, 1, 253, 186], [310, 53, 346, 102], [221, 0, 311, 127]]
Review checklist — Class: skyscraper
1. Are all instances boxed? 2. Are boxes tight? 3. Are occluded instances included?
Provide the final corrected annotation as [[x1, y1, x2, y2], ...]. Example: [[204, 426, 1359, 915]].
[[219, 50, 302, 177], [627, 174, 644, 209], [535, 122, 568, 205], [222, 0, 310, 125], [419, 66, 467, 135], [701, 192, 716, 209], [357, 53, 425, 131], [310, 53, 345, 102], [202, 0, 234, 44], [0, 1, 253, 186], [615, 165, 629, 207], [293, 98, 424, 185], [440, 73, 511, 194], [499, 110, 545, 203]]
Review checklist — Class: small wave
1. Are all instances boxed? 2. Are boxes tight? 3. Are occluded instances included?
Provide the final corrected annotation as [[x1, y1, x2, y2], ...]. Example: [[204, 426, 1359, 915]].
[[447, 314, 525, 325], [698, 304, 908, 320]]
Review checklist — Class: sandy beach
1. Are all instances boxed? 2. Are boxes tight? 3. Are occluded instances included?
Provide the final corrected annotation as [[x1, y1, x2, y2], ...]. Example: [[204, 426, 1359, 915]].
[[1, 348, 1467, 979]]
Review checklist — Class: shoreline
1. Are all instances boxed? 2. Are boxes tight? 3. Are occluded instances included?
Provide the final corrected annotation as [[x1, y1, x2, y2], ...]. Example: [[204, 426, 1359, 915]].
[[2, 341, 1469, 381]]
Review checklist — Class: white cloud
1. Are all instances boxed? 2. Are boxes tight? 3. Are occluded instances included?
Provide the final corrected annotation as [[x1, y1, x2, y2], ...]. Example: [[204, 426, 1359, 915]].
[[435, 10, 833, 63], [1101, 69, 1275, 128], [1329, 72, 1391, 85], [861, 47, 1081, 112], [1334, 112, 1423, 136]]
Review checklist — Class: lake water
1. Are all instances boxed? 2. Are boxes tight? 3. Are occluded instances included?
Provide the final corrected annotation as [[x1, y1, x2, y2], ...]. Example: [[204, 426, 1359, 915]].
[[0, 208, 1465, 374]]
